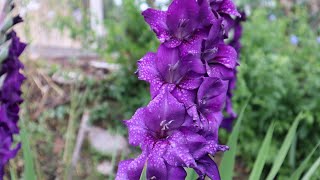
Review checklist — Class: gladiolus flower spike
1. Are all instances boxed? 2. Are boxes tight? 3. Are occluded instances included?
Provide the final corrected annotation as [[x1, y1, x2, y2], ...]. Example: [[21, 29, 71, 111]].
[[116, 0, 244, 179], [0, 1, 26, 178]]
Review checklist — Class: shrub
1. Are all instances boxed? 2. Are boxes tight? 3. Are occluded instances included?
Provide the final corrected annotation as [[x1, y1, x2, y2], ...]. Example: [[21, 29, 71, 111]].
[[228, 6, 320, 177]]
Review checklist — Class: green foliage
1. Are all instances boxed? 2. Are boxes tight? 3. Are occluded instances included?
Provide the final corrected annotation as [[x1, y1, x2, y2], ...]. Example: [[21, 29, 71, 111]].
[[228, 6, 320, 177], [220, 113, 319, 180], [290, 142, 320, 180], [266, 113, 303, 180], [20, 118, 37, 180], [249, 123, 274, 180], [103, 0, 158, 119], [185, 168, 198, 180], [220, 99, 249, 180], [302, 156, 320, 180]]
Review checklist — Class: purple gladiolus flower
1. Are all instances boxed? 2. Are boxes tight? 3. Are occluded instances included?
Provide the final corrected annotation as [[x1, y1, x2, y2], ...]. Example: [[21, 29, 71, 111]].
[[0, 31, 26, 178], [137, 45, 205, 106], [117, 0, 243, 179]]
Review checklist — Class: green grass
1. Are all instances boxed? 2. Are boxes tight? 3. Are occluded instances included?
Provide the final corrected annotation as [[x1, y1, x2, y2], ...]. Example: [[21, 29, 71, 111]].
[[219, 98, 250, 180]]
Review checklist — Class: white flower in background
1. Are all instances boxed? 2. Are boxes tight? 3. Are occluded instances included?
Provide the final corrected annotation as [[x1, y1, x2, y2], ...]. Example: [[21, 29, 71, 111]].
[[26, 0, 40, 11], [140, 3, 148, 11], [47, 10, 56, 19], [19, 0, 40, 17], [72, 9, 82, 23]]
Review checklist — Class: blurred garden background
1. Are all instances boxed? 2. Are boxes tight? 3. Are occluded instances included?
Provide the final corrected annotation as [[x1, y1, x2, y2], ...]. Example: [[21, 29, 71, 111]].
[[4, 0, 320, 179]]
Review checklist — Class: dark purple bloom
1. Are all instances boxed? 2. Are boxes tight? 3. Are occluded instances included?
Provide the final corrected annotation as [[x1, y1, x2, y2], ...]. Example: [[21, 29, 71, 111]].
[[142, 0, 215, 49], [194, 155, 221, 180], [208, 0, 241, 38], [0, 31, 26, 177], [116, 88, 193, 179], [0, 125, 21, 177], [202, 22, 238, 80], [137, 44, 205, 105], [209, 0, 241, 17], [187, 77, 228, 130]]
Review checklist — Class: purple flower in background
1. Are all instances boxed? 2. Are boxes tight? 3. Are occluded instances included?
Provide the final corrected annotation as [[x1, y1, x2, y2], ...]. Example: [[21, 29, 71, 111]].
[[316, 36, 320, 44], [0, 31, 26, 178], [290, 34, 299, 45], [268, 14, 276, 21], [117, 0, 243, 179]]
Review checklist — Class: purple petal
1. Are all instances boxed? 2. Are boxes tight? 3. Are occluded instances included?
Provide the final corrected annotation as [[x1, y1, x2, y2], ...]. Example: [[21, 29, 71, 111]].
[[163, 37, 182, 48], [221, 14, 235, 37], [179, 127, 207, 153], [164, 131, 196, 167], [127, 152, 148, 180], [198, 0, 217, 27], [147, 155, 168, 180], [179, 73, 203, 90], [115, 159, 133, 180], [217, 0, 240, 17], [137, 52, 159, 83], [195, 156, 221, 180], [166, 0, 200, 40], [144, 88, 186, 134], [207, 44, 238, 69], [149, 81, 164, 99], [210, 0, 240, 17], [142, 9, 170, 43], [125, 108, 150, 147], [197, 77, 227, 107], [206, 19, 224, 47], [167, 165, 187, 180], [156, 45, 182, 83], [171, 87, 196, 108], [180, 32, 205, 57], [206, 63, 235, 80]]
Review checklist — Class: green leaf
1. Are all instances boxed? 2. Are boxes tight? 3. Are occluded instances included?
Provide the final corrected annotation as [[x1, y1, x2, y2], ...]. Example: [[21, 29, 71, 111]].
[[20, 118, 37, 180], [220, 98, 250, 180], [291, 142, 320, 180], [249, 123, 275, 180], [0, 40, 10, 63], [9, 164, 17, 180], [266, 113, 304, 180], [140, 163, 147, 180], [186, 168, 198, 180], [301, 155, 320, 180]]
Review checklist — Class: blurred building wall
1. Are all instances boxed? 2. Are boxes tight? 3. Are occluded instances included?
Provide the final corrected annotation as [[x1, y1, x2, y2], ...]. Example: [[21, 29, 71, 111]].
[[15, 0, 81, 48]]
